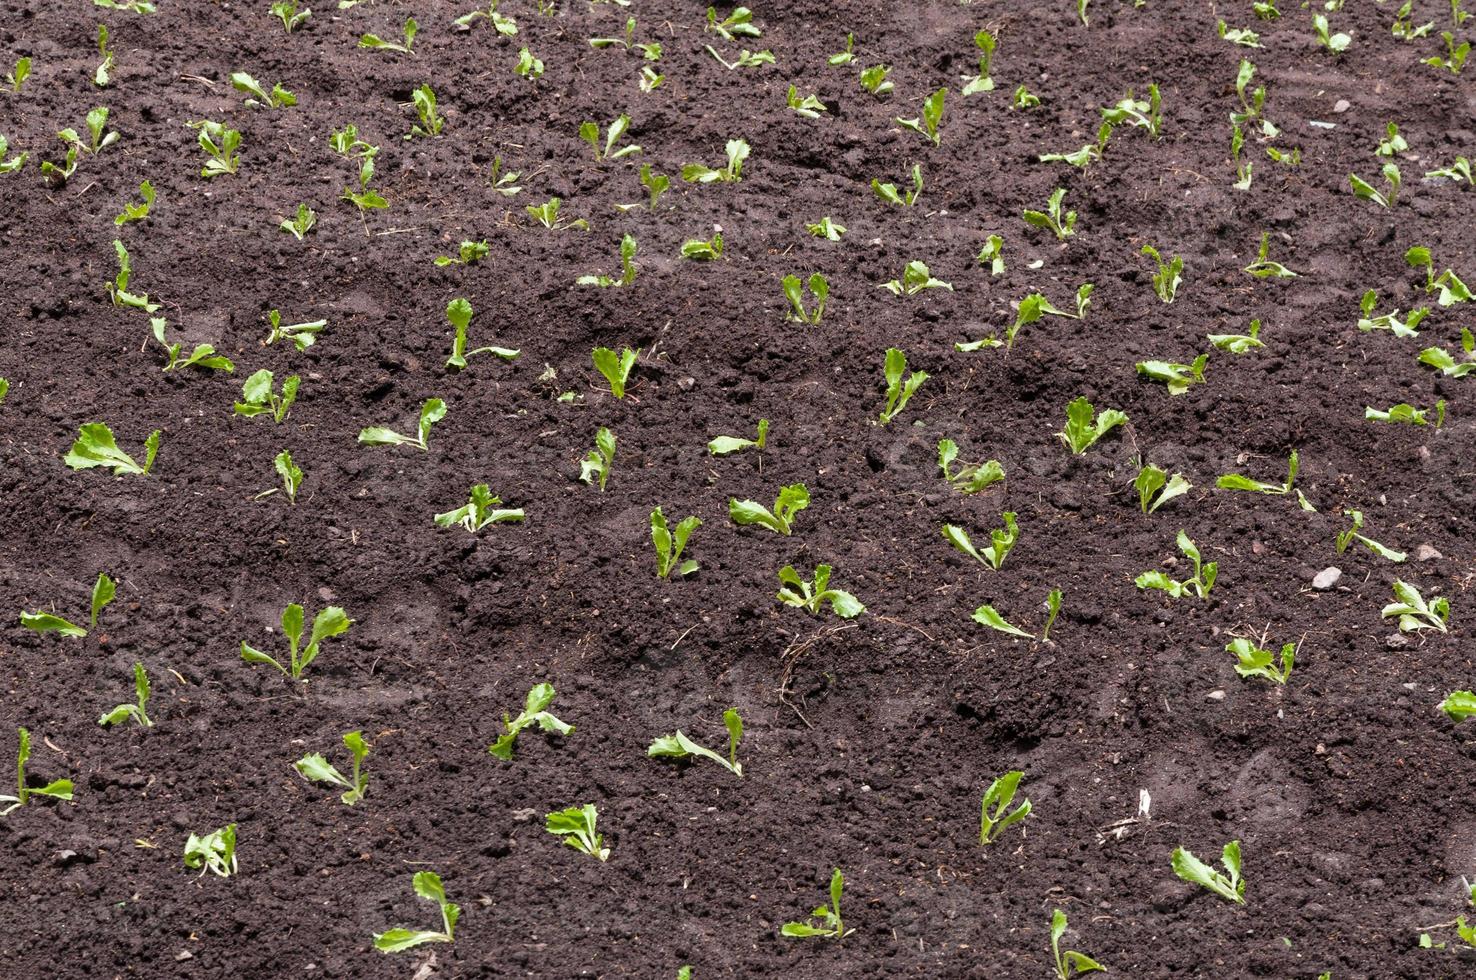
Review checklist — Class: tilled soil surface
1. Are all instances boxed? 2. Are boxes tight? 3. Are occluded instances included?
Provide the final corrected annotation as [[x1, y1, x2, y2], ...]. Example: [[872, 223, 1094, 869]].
[[2, 0, 1475, 977]]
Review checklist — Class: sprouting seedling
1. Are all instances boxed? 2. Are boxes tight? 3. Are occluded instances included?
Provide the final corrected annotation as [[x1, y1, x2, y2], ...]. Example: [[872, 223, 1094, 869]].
[[872, 163, 923, 206], [588, 16, 661, 58], [1349, 163, 1400, 207], [1217, 449, 1299, 495], [294, 731, 370, 805], [1382, 579, 1450, 633], [1406, 246, 1473, 306], [979, 771, 1032, 844], [878, 348, 929, 424], [1057, 397, 1127, 455], [19, 572, 114, 639], [1208, 319, 1265, 353], [1266, 144, 1301, 166], [1366, 401, 1444, 427], [680, 231, 724, 261], [706, 4, 761, 39], [1440, 690, 1476, 721], [94, 23, 115, 86], [360, 16, 418, 53], [1426, 156, 1474, 184], [65, 423, 159, 476], [682, 138, 750, 183], [1230, 59, 1278, 137], [99, 663, 153, 728], [781, 869, 852, 939], [1218, 19, 1262, 47], [1136, 354, 1209, 396], [942, 514, 1019, 571], [1251, 1, 1278, 17], [1135, 464, 1191, 513], [526, 197, 589, 230], [806, 216, 846, 241], [108, 239, 159, 311], [265, 310, 328, 351], [445, 299, 519, 370], [729, 483, 809, 535], [457, 0, 518, 33], [1039, 122, 1113, 170], [183, 824, 238, 878], [777, 564, 866, 619], [1142, 244, 1183, 303], [59, 106, 119, 155], [0, 378, 8, 403], [961, 28, 996, 94], [651, 506, 701, 578], [5, 56, 28, 93], [1244, 232, 1298, 278], [261, 449, 302, 504], [579, 115, 640, 160], [359, 399, 447, 451], [0, 728, 73, 817], [592, 346, 639, 399], [705, 45, 775, 69], [374, 872, 459, 952], [1014, 84, 1041, 109], [638, 164, 668, 208], [859, 64, 893, 95], [649, 708, 743, 776], [1230, 124, 1253, 188], [1050, 909, 1106, 979], [1394, 0, 1435, 38], [1171, 841, 1245, 904], [271, 0, 311, 31], [1428, 32, 1470, 72], [879, 260, 952, 296], [1358, 290, 1427, 337], [94, 0, 156, 11], [828, 32, 855, 65], [0, 134, 27, 174], [407, 84, 443, 138], [41, 140, 80, 183], [514, 46, 545, 79], [782, 274, 828, 324], [241, 604, 352, 680], [435, 241, 489, 267], [1228, 636, 1295, 684], [580, 427, 617, 490], [115, 180, 155, 226], [578, 234, 638, 287], [937, 439, 1004, 494], [1376, 121, 1408, 157], [230, 71, 296, 109], [1136, 530, 1217, 600], [191, 120, 241, 177], [1336, 509, 1406, 562], [489, 683, 573, 759], [961, 285, 1092, 351], [546, 804, 609, 861], [1312, 13, 1350, 53], [435, 485, 524, 533], [1023, 187, 1076, 240], [1101, 84, 1162, 138], [1418, 328, 1476, 376], [639, 66, 665, 92], [150, 317, 234, 373], [709, 419, 768, 456], [786, 84, 828, 118], [973, 590, 1063, 641], [896, 87, 946, 146]]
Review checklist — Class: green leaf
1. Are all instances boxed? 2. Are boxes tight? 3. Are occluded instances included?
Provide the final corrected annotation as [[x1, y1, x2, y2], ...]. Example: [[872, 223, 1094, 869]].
[[294, 752, 349, 787], [64, 422, 149, 475], [20, 611, 87, 638], [373, 928, 449, 953], [90, 572, 115, 627], [1440, 690, 1476, 721], [971, 604, 1034, 638]]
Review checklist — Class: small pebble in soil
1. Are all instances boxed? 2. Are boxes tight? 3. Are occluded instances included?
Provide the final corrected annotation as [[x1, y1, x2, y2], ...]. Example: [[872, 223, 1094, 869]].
[[1416, 543, 1443, 561], [1312, 567, 1342, 590]]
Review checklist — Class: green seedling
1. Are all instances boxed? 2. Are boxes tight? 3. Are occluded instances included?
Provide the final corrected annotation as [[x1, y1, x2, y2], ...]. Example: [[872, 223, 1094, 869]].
[[489, 155, 522, 195], [639, 65, 665, 91], [1426, 30, 1470, 71], [1228, 636, 1295, 684], [942, 514, 1018, 571], [1217, 449, 1299, 494], [266, 310, 328, 351], [777, 564, 865, 618], [979, 770, 1032, 844], [59, 106, 118, 155], [95, 27, 114, 86], [782, 273, 828, 324], [1313, 13, 1351, 52], [651, 506, 701, 578], [1366, 402, 1443, 426], [230, 71, 296, 109], [878, 347, 928, 423], [360, 16, 417, 53], [1051, 909, 1106, 979], [241, 604, 351, 680], [1382, 579, 1450, 633], [1439, 690, 1476, 721], [938, 439, 1004, 494], [781, 869, 852, 939], [961, 28, 996, 93], [1143, 244, 1183, 302], [546, 804, 609, 861], [407, 84, 443, 138], [0, 134, 27, 173], [1336, 509, 1406, 561], [1455, 0, 1472, 26], [859, 64, 893, 95], [973, 590, 1062, 641], [588, 16, 661, 58], [65, 423, 158, 476], [682, 138, 749, 183], [295, 731, 369, 805], [680, 231, 724, 260], [358, 398, 446, 451], [579, 115, 640, 160], [879, 260, 952, 296], [1244, 231, 1297, 277], [872, 163, 922, 206], [708, 419, 768, 456], [578, 428, 617, 490], [636, 164, 668, 208], [1057, 396, 1127, 455], [1039, 122, 1113, 169], [592, 346, 639, 398], [1208, 319, 1265, 353], [1101, 84, 1162, 138], [1218, 20, 1262, 46], [374, 872, 459, 952], [787, 84, 828, 118], [1406, 246, 1472, 306], [828, 33, 855, 65], [897, 87, 946, 146], [330, 123, 377, 158], [40, 142, 79, 183], [190, 120, 241, 177], [115, 179, 155, 225], [489, 683, 573, 759], [1023, 187, 1076, 240], [805, 217, 846, 241], [649, 708, 742, 775], [435, 240, 489, 267], [1253, 1, 1279, 16], [526, 198, 588, 230], [1426, 156, 1474, 184], [705, 45, 775, 69], [729, 483, 808, 535], [1172, 841, 1245, 904], [1136, 530, 1218, 599], [706, 5, 760, 39], [1376, 121, 1408, 157], [5, 56, 29, 93], [266, 449, 302, 504], [1135, 464, 1191, 513], [20, 572, 113, 639], [435, 485, 524, 532], [95, 574, 119, 627], [150, 317, 234, 373], [341, 166, 388, 213], [1265, 144, 1301, 166], [1349, 163, 1400, 207], [578, 234, 638, 287], [1358, 291, 1427, 337], [1231, 59, 1278, 137], [95, 0, 156, 10], [99, 663, 153, 728], [445, 299, 518, 369], [1418, 328, 1476, 376], [1394, 0, 1435, 38], [0, 728, 73, 816], [457, 1, 517, 33], [183, 824, 238, 877], [271, 0, 311, 31], [964, 286, 1094, 351], [107, 239, 159, 311], [0, 378, 7, 403], [1014, 84, 1041, 108], [514, 46, 544, 80], [1136, 354, 1209, 396], [975, 235, 1005, 276]]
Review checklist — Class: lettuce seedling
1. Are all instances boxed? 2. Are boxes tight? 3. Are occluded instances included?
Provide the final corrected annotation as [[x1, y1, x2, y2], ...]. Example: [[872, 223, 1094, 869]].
[[20, 608, 86, 638], [638, 164, 668, 208], [1358, 290, 1427, 337], [1366, 402, 1443, 427], [577, 234, 638, 287], [706, 5, 761, 39], [709, 419, 768, 456], [649, 708, 742, 775], [1440, 690, 1476, 721], [374, 872, 459, 952], [1039, 122, 1113, 169], [458, 1, 518, 33], [435, 485, 524, 532], [1136, 354, 1208, 396], [359, 399, 446, 451], [115, 180, 154, 226], [271, 0, 311, 31], [40, 142, 79, 184], [1208, 319, 1264, 353], [406, 84, 443, 138], [1244, 231, 1297, 277], [1375, 121, 1408, 158], [435, 240, 489, 267], [1394, 0, 1435, 38], [360, 16, 417, 53], [897, 87, 946, 146], [0, 378, 7, 403], [1405, 246, 1472, 306], [0, 728, 73, 816], [446, 299, 518, 369], [942, 514, 1018, 570], [1230, 60, 1278, 137], [151, 317, 234, 373], [108, 239, 159, 311], [1349, 163, 1400, 207], [1228, 637, 1294, 684], [1057, 397, 1126, 455], [730, 483, 809, 535], [241, 604, 352, 680], [972, 603, 1034, 639], [94, 0, 155, 10], [59, 106, 118, 155], [231, 71, 296, 109], [1023, 188, 1076, 240], [777, 564, 865, 618], [579, 115, 640, 160], [859, 64, 893, 95], [1312, 13, 1350, 53], [961, 286, 1093, 351], [705, 45, 774, 69], [682, 138, 749, 183], [980, 770, 1032, 844], [99, 663, 153, 728], [1418, 328, 1476, 376], [0, 134, 27, 174], [581, 427, 616, 490], [65, 423, 158, 476], [879, 348, 929, 423], [1382, 579, 1450, 633], [1217, 449, 1298, 494], [183, 824, 238, 877], [191, 120, 241, 177], [1051, 909, 1106, 979], [781, 869, 852, 939], [872, 164, 922, 206], [1218, 20, 1262, 46], [1101, 84, 1162, 138], [1426, 156, 1474, 184], [294, 731, 369, 805], [639, 65, 665, 91], [1014, 84, 1042, 108], [1172, 841, 1244, 903], [651, 506, 700, 578], [680, 232, 724, 260], [880, 260, 952, 296], [961, 29, 996, 94], [5, 56, 28, 93], [266, 309, 328, 351], [264, 449, 302, 504], [526, 197, 588, 230], [1336, 509, 1406, 561], [786, 84, 828, 118], [514, 46, 544, 80], [546, 804, 609, 861], [828, 33, 855, 65], [1136, 530, 1217, 599], [488, 154, 522, 196], [1142, 245, 1183, 302], [1426, 30, 1471, 72], [974, 236, 1006, 277], [1135, 464, 1191, 513], [489, 683, 573, 759], [807, 216, 846, 240], [588, 16, 660, 58], [781, 274, 828, 324], [592, 346, 638, 398], [280, 203, 316, 239], [938, 439, 1004, 494], [235, 371, 300, 423], [94, 571, 115, 625]]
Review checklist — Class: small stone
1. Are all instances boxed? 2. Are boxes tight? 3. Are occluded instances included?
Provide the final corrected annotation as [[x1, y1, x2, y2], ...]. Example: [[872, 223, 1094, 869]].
[[175, 951, 194, 962], [1312, 567, 1342, 590], [1333, 99, 1351, 113], [511, 807, 537, 823], [1206, 689, 1226, 701], [1386, 632, 1409, 650], [1416, 544, 1443, 562]]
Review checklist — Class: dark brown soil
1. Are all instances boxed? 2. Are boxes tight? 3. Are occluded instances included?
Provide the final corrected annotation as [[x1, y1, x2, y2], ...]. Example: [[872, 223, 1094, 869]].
[[2, 0, 1474, 977]]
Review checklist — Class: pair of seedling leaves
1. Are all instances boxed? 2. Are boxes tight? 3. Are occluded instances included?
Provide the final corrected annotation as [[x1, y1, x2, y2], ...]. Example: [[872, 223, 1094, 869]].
[[360, 399, 445, 451], [240, 604, 352, 680], [1383, 579, 1450, 634], [956, 284, 1092, 352], [777, 564, 865, 619], [1172, 840, 1245, 904], [974, 589, 1062, 641], [546, 803, 610, 861], [374, 870, 460, 953], [435, 485, 524, 533], [937, 439, 1004, 494], [183, 823, 238, 877], [781, 869, 853, 939], [942, 513, 1018, 571], [651, 506, 700, 578], [294, 730, 369, 805], [1229, 636, 1295, 685], [446, 299, 518, 370], [20, 571, 115, 639], [730, 483, 808, 535], [0, 727, 74, 817], [1058, 397, 1127, 455], [1136, 531, 1217, 600], [649, 708, 744, 777], [99, 662, 154, 727]]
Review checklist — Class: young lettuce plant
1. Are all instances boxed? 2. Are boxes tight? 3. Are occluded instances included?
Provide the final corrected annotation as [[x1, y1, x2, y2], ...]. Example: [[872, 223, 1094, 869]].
[[937, 439, 1004, 494], [115, 180, 154, 226], [1217, 450, 1299, 495], [958, 285, 1094, 351], [271, 0, 311, 31], [1142, 244, 1183, 302], [960, 29, 996, 94], [526, 198, 588, 230], [1358, 290, 1427, 337], [1426, 30, 1470, 72], [1218, 20, 1262, 47], [265, 309, 328, 351], [1365, 401, 1444, 427], [457, 0, 517, 33], [241, 604, 352, 680], [859, 64, 894, 95], [580, 427, 617, 490], [781, 869, 852, 939], [446, 299, 518, 370], [978, 235, 1005, 275], [0, 728, 73, 816], [294, 731, 370, 805], [150, 318, 234, 373], [680, 231, 724, 260], [546, 804, 609, 861], [1208, 319, 1265, 353], [5, 56, 28, 93], [579, 115, 640, 160], [1135, 464, 1191, 513], [1038, 122, 1113, 170], [1394, 0, 1435, 38], [577, 234, 638, 287], [872, 164, 922, 206], [0, 134, 27, 174], [708, 419, 768, 456], [359, 399, 446, 451], [777, 564, 865, 618], [730, 483, 809, 535], [1312, 13, 1351, 53], [20, 572, 115, 639], [782, 274, 828, 324], [1337, 510, 1406, 561], [1406, 245, 1472, 306], [651, 506, 700, 578], [435, 485, 523, 532], [1023, 187, 1076, 240], [807, 216, 846, 240], [1244, 231, 1298, 278], [1382, 579, 1450, 633], [786, 84, 828, 118], [1418, 328, 1476, 377], [1136, 354, 1209, 396], [61, 106, 119, 155], [435, 240, 489, 267], [879, 260, 952, 296], [1440, 690, 1476, 721], [489, 684, 573, 759], [1228, 636, 1295, 684], [406, 84, 444, 139], [1101, 85, 1162, 138], [264, 450, 302, 505], [374, 872, 459, 952], [1014, 84, 1042, 108], [828, 33, 855, 65], [588, 16, 661, 58], [183, 824, 238, 877], [1057, 397, 1127, 455], [649, 708, 742, 776], [360, 16, 418, 53], [973, 590, 1063, 641], [108, 239, 159, 311], [190, 120, 241, 177], [1136, 530, 1217, 599], [99, 663, 153, 728], [1051, 909, 1106, 979], [980, 771, 1032, 844], [897, 87, 946, 146], [942, 514, 1018, 570], [1172, 841, 1245, 904], [1231, 122, 1254, 190], [65, 423, 159, 476], [706, 5, 761, 40], [682, 138, 749, 183], [592, 347, 639, 398], [879, 348, 929, 423], [705, 45, 775, 69], [514, 46, 544, 80], [230, 71, 296, 109], [1426, 156, 1474, 185], [1349, 163, 1401, 207]]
